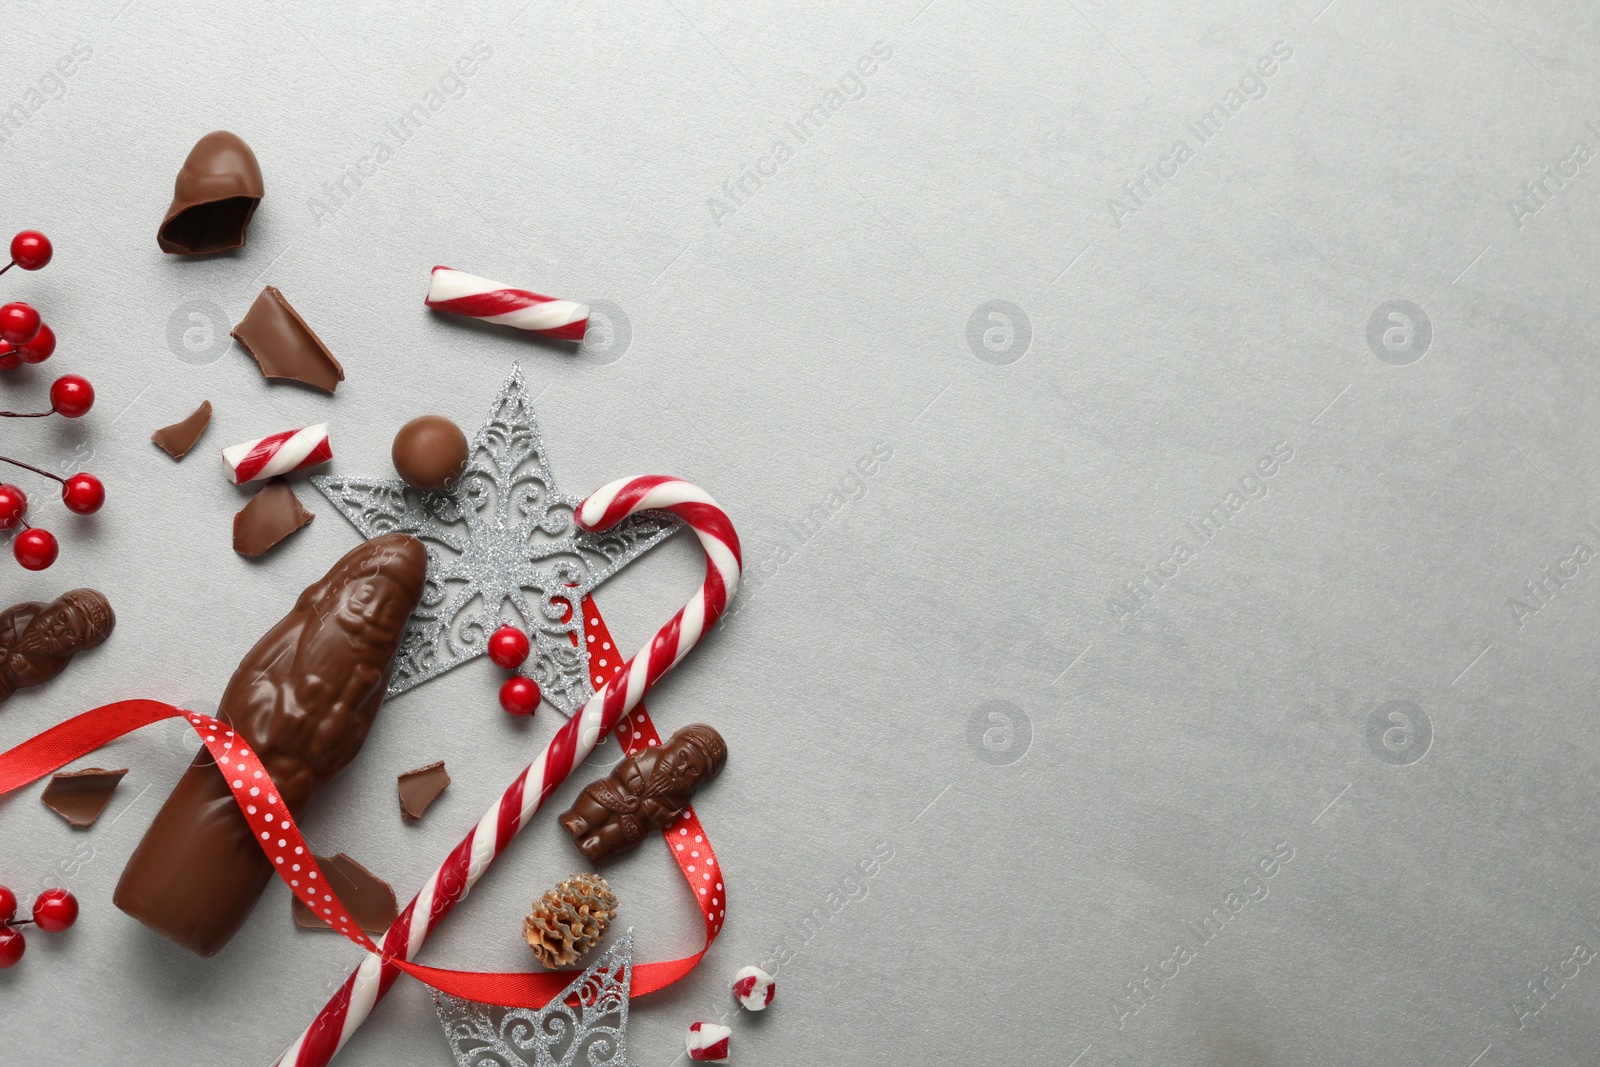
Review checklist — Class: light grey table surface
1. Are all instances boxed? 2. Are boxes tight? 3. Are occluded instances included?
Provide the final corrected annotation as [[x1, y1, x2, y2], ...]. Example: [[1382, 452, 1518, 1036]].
[[2, 0, 1599, 1064]]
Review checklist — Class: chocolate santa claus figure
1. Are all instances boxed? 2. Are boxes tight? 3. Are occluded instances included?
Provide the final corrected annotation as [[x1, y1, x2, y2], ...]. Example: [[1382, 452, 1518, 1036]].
[[559, 723, 727, 864], [0, 589, 114, 704]]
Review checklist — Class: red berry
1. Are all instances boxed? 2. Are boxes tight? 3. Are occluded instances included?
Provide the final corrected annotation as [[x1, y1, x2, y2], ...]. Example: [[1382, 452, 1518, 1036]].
[[0, 485, 26, 530], [61, 472, 103, 515], [498, 676, 541, 716], [0, 885, 15, 924], [9, 230, 51, 271], [14, 528, 57, 570], [0, 343, 19, 371], [49, 374, 93, 418], [0, 926, 24, 968], [18, 322, 54, 364], [0, 302, 40, 346], [488, 625, 531, 669], [32, 888, 77, 932]]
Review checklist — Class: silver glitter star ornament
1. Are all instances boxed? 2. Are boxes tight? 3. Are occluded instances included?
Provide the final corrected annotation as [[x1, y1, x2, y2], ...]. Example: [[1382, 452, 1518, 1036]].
[[432, 931, 638, 1067], [311, 365, 679, 714]]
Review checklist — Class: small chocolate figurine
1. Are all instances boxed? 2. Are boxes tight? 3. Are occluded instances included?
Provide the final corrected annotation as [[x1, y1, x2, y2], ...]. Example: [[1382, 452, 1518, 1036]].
[[0, 589, 114, 704], [559, 724, 727, 864]]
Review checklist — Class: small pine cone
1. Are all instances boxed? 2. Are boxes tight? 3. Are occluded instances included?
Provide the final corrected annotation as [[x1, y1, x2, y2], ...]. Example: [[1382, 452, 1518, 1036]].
[[523, 872, 617, 968]]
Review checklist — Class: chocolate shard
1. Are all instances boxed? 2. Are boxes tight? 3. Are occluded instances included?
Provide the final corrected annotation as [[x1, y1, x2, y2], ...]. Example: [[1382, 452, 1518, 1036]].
[[559, 724, 727, 865], [290, 853, 398, 933], [151, 400, 213, 460], [41, 767, 128, 828], [0, 589, 115, 704], [233, 478, 314, 558], [397, 760, 450, 821], [157, 131, 264, 255], [231, 286, 344, 393], [113, 534, 427, 957]]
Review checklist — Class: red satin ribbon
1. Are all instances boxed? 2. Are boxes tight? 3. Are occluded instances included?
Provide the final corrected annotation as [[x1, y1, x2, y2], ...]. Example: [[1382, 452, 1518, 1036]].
[[0, 596, 722, 1008]]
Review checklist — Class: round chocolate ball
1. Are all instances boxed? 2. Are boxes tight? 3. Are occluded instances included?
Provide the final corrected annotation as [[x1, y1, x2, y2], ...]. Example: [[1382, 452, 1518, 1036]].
[[392, 415, 469, 491]]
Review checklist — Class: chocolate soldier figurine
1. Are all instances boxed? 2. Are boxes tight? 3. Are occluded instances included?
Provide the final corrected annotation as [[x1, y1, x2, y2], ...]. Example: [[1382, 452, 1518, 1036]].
[[559, 724, 727, 864], [0, 589, 114, 704]]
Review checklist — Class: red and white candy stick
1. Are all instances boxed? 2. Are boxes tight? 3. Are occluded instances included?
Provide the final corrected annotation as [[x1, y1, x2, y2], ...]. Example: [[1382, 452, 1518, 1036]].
[[276, 476, 740, 1067], [222, 423, 332, 485], [424, 266, 589, 341]]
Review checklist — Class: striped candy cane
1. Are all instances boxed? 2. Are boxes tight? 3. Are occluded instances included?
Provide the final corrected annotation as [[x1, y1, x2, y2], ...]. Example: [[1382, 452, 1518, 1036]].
[[276, 476, 740, 1067], [424, 266, 590, 341], [221, 423, 332, 484]]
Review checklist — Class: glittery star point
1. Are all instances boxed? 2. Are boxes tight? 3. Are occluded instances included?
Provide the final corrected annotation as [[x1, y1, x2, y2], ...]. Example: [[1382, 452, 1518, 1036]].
[[432, 931, 638, 1067], [311, 366, 679, 714]]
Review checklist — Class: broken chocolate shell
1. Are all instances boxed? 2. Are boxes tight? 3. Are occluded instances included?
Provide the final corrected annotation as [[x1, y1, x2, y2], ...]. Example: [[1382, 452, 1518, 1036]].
[[233, 478, 314, 557], [41, 767, 128, 828], [231, 286, 344, 393], [151, 400, 213, 460], [397, 760, 450, 820], [157, 131, 264, 255], [290, 853, 399, 933]]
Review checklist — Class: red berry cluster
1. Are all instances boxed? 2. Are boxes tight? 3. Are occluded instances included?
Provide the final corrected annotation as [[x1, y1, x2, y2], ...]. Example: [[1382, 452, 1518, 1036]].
[[0, 229, 103, 570], [0, 231, 56, 369], [488, 624, 541, 715], [0, 885, 78, 968]]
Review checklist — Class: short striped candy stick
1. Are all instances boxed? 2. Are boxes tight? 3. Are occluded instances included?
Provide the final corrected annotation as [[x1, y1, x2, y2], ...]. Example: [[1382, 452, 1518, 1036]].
[[424, 266, 589, 341], [221, 423, 332, 485]]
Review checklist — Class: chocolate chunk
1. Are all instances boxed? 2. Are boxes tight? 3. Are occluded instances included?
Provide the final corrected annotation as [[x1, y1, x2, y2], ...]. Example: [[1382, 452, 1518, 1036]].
[[157, 131, 264, 255], [231, 286, 344, 393], [559, 725, 727, 864], [151, 400, 213, 460], [392, 415, 469, 491], [290, 853, 398, 933], [233, 478, 314, 557], [41, 767, 128, 828], [0, 589, 115, 704], [113, 534, 427, 957], [397, 761, 450, 820]]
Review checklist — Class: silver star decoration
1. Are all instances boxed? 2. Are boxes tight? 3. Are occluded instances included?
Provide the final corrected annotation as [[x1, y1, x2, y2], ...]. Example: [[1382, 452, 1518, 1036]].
[[432, 931, 638, 1067], [312, 365, 679, 715]]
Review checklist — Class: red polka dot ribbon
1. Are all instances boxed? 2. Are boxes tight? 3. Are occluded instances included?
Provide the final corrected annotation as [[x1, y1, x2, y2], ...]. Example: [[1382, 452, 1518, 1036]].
[[178, 709, 379, 950], [585, 605, 725, 983], [0, 599, 725, 1007]]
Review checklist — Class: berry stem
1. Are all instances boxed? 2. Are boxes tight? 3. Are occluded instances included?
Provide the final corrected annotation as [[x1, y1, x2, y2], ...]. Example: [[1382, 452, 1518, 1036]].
[[0, 455, 64, 484], [0, 262, 12, 277], [0, 918, 34, 928], [0, 409, 54, 419]]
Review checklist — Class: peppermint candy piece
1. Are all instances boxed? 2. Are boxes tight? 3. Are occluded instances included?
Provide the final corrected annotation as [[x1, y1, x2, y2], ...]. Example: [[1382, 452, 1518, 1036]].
[[424, 266, 589, 341], [686, 1021, 731, 1061], [731, 965, 774, 1011], [222, 423, 332, 485]]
